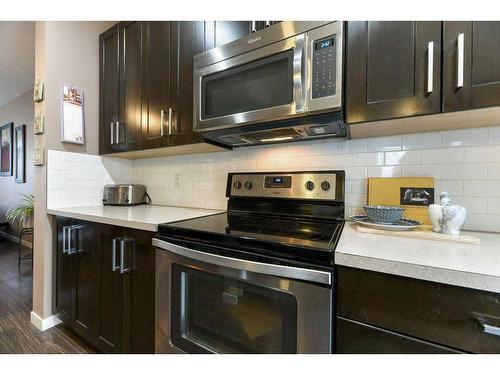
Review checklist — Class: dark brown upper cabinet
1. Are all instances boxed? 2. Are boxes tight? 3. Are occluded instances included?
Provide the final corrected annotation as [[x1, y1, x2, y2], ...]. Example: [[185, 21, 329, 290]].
[[99, 24, 120, 155], [443, 22, 500, 112], [346, 21, 442, 124], [204, 21, 253, 49], [141, 21, 171, 150], [99, 22, 142, 154]]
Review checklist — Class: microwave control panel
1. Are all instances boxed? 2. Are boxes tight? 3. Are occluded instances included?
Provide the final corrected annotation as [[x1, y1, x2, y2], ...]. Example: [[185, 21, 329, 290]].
[[312, 35, 337, 99]]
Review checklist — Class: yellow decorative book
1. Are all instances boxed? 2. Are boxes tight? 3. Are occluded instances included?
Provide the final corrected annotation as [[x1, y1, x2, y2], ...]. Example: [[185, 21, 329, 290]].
[[367, 177, 435, 225]]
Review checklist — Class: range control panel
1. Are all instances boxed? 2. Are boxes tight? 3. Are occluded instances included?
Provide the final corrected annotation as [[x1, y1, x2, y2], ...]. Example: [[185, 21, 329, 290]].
[[312, 35, 337, 99], [228, 172, 344, 201]]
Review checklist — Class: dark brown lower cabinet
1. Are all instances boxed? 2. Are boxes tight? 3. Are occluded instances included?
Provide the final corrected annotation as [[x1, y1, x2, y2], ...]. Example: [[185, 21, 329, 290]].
[[337, 317, 460, 354], [55, 217, 155, 353], [336, 266, 500, 353], [55, 218, 95, 342]]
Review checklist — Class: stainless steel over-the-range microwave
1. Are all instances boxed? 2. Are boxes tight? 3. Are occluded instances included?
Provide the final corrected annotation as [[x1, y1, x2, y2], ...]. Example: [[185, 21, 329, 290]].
[[193, 21, 346, 147]]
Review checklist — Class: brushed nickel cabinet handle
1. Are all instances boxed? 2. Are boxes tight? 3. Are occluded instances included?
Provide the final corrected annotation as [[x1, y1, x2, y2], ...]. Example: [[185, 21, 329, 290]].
[[110, 122, 115, 145], [457, 33, 465, 88], [160, 110, 165, 137], [119, 239, 134, 274], [62, 226, 68, 254], [112, 238, 120, 272], [251, 21, 256, 33], [427, 41, 434, 94], [168, 108, 173, 136]]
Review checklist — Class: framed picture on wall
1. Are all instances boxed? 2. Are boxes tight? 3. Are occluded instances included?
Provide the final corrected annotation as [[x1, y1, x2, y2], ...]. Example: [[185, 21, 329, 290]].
[[0, 122, 13, 176], [15, 125, 26, 183], [61, 83, 85, 145]]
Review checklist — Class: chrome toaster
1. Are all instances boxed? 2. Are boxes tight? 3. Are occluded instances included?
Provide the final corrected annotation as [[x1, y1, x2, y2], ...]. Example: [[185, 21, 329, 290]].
[[102, 184, 150, 206]]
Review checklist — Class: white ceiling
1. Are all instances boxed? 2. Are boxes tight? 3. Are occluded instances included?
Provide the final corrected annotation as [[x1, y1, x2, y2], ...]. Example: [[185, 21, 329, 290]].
[[0, 22, 35, 108]]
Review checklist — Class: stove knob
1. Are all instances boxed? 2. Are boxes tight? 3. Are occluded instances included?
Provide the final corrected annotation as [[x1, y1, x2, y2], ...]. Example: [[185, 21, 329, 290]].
[[244, 181, 253, 189], [305, 180, 315, 191], [321, 181, 331, 191], [233, 181, 242, 189]]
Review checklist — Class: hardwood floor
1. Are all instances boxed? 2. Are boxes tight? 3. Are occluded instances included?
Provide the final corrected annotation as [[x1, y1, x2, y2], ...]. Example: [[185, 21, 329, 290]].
[[0, 237, 96, 353]]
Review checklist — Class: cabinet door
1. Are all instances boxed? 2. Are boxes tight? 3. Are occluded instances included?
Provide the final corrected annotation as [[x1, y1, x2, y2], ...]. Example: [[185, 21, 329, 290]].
[[122, 228, 156, 353], [443, 22, 500, 112], [55, 220, 73, 325], [92, 224, 124, 353], [69, 223, 95, 341], [169, 21, 204, 147], [99, 24, 120, 154], [141, 21, 171, 150], [346, 21, 442, 124], [117, 21, 142, 152], [204, 21, 253, 50], [336, 317, 460, 354]]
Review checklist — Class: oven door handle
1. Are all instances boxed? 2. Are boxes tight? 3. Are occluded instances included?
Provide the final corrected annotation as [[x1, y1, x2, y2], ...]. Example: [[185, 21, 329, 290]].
[[152, 238, 331, 286]]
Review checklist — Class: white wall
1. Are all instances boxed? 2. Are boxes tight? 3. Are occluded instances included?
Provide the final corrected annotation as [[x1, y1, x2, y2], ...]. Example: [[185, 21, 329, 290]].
[[33, 21, 116, 322], [0, 90, 34, 236], [46, 125, 500, 233]]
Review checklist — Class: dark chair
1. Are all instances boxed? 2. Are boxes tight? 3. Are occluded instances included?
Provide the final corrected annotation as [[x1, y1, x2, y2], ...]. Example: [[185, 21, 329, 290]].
[[18, 227, 34, 269], [0, 222, 8, 242]]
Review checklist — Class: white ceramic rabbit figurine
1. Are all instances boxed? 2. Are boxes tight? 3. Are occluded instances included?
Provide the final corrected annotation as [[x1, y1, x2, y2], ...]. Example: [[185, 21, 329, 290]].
[[428, 192, 466, 235]]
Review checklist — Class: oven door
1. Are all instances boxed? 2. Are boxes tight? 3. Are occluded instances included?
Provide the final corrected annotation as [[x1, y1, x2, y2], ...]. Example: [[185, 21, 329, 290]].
[[193, 33, 307, 133], [154, 239, 332, 354]]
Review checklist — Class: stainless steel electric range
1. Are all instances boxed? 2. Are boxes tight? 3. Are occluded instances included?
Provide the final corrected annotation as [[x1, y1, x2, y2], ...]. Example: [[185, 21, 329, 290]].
[[154, 171, 345, 354]]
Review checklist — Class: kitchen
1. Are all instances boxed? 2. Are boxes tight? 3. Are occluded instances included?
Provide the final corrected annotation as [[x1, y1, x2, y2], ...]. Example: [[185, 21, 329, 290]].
[[1, 0, 500, 372]]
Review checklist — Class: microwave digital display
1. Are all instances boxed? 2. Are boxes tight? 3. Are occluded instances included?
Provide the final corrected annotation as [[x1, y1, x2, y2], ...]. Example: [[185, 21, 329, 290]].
[[315, 37, 335, 50]]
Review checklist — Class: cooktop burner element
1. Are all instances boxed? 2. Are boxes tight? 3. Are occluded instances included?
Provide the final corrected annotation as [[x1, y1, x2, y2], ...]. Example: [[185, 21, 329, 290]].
[[157, 171, 345, 267]]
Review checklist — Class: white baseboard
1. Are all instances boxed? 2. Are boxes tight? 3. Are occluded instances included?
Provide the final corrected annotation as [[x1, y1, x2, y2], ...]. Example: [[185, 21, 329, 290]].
[[30, 311, 62, 331]]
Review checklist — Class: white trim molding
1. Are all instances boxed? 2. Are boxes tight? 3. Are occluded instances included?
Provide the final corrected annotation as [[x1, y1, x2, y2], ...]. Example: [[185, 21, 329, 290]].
[[30, 311, 62, 331]]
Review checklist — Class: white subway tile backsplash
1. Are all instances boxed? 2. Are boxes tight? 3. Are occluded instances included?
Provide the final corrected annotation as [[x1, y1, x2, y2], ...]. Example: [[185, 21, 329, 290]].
[[384, 150, 422, 165], [464, 180, 500, 197], [421, 148, 464, 164], [353, 152, 384, 166], [441, 128, 489, 147], [441, 164, 488, 180], [368, 135, 402, 152], [435, 180, 464, 196], [402, 165, 441, 178], [367, 166, 402, 178], [464, 145, 500, 163], [46, 127, 500, 232], [402, 132, 441, 150], [487, 198, 500, 214], [488, 126, 500, 144]]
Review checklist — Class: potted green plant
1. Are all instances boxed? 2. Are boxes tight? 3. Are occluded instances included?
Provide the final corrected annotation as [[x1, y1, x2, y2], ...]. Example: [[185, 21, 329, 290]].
[[6, 194, 34, 228]]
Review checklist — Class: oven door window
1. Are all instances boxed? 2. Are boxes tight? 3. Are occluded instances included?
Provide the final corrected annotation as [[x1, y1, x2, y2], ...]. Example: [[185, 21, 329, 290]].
[[200, 49, 295, 120], [170, 264, 298, 354]]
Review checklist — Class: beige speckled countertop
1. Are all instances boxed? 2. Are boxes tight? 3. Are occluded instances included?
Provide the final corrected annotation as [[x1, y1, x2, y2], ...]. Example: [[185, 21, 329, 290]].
[[336, 223, 500, 293], [47, 205, 223, 232]]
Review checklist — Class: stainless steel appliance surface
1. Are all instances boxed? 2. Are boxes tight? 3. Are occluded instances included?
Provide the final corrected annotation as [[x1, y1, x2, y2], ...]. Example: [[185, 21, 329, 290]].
[[193, 21, 346, 147], [102, 184, 150, 206], [155, 171, 345, 354]]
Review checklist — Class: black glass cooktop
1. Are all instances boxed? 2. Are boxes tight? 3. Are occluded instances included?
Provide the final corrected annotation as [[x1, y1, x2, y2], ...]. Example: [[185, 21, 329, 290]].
[[157, 212, 344, 266]]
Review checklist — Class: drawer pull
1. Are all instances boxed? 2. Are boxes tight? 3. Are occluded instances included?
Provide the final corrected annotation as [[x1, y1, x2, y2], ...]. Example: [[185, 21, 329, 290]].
[[480, 322, 500, 337], [477, 316, 500, 337]]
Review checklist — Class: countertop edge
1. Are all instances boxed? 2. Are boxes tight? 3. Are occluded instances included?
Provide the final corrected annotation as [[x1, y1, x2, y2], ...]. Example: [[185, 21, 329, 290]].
[[46, 208, 158, 232], [335, 252, 500, 294]]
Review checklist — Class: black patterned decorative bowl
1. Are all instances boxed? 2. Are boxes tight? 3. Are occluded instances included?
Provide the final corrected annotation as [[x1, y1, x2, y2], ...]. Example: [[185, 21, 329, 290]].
[[363, 205, 405, 224]]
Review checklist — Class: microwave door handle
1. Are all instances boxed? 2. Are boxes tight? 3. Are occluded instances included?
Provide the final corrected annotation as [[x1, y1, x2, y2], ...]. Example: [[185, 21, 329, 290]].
[[152, 238, 331, 286], [293, 33, 307, 114]]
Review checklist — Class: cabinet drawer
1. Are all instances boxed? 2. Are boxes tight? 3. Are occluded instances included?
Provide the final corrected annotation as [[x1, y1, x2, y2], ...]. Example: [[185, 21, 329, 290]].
[[336, 317, 460, 354], [337, 266, 500, 353]]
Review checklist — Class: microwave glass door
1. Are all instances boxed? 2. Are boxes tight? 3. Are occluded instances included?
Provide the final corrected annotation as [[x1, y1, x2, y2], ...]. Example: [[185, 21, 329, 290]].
[[201, 49, 294, 120], [170, 264, 298, 354]]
